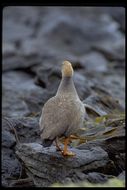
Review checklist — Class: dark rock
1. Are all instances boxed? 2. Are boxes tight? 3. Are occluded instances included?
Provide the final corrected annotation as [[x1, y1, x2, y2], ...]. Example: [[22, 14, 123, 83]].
[[83, 94, 124, 116], [23, 88, 51, 114], [77, 136, 125, 175], [100, 7, 125, 32], [34, 63, 61, 94], [2, 116, 40, 186], [2, 116, 40, 144], [2, 148, 21, 187], [93, 38, 125, 62], [86, 172, 113, 184], [23, 99, 41, 114], [14, 117, 40, 143], [103, 75, 125, 108], [2, 130, 16, 148], [9, 178, 35, 187], [92, 75, 125, 109], [118, 171, 125, 181], [3, 55, 42, 72], [16, 143, 110, 187], [64, 171, 113, 184]]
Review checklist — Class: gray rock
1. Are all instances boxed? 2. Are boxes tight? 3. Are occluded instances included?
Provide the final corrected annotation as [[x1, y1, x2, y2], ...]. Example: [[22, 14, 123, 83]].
[[2, 116, 40, 144], [65, 171, 114, 184], [100, 7, 125, 32], [3, 18, 33, 43], [2, 71, 44, 117], [3, 6, 40, 43], [102, 75, 125, 109], [83, 94, 124, 116], [2, 6, 125, 187], [2, 116, 40, 187], [3, 55, 41, 72], [2, 130, 16, 148], [16, 143, 110, 187], [93, 38, 125, 62], [79, 52, 108, 72], [86, 172, 114, 183], [35, 64, 61, 93], [73, 72, 92, 100], [37, 9, 122, 57], [2, 42, 17, 57], [35, 64, 91, 101], [77, 136, 125, 174], [2, 148, 21, 187], [118, 171, 125, 181]]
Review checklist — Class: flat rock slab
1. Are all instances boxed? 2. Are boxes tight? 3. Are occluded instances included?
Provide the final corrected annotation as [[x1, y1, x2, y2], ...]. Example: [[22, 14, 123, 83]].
[[16, 143, 109, 187]]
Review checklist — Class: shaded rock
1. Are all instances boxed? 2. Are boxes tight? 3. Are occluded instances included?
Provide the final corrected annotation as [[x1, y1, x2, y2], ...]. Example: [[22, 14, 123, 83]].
[[34, 63, 61, 94], [2, 116, 40, 144], [62, 171, 113, 184], [101, 75, 125, 108], [9, 178, 35, 187], [23, 98, 41, 114], [2, 54, 42, 72], [93, 38, 125, 62], [2, 148, 21, 187], [23, 88, 52, 114], [118, 171, 125, 181], [16, 143, 110, 187], [2, 116, 40, 187], [2, 130, 16, 148], [89, 74, 125, 110], [100, 7, 125, 32], [77, 136, 125, 175], [14, 117, 40, 143], [83, 94, 124, 116], [86, 172, 113, 184], [77, 135, 125, 156]]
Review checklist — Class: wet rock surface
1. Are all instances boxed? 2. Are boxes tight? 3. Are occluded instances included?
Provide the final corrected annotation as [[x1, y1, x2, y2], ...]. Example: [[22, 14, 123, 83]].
[[2, 7, 125, 187]]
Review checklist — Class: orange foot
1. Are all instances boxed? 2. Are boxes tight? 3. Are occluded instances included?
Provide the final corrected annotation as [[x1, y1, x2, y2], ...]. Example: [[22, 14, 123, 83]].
[[62, 137, 76, 157], [62, 150, 76, 156]]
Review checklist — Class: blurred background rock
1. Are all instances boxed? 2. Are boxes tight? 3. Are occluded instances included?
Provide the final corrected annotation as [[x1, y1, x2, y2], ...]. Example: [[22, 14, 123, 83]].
[[2, 6, 125, 117], [2, 6, 125, 187]]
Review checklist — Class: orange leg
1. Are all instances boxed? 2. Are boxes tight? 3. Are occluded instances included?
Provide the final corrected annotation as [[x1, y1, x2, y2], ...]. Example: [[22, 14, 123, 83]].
[[62, 137, 76, 156], [55, 138, 62, 152]]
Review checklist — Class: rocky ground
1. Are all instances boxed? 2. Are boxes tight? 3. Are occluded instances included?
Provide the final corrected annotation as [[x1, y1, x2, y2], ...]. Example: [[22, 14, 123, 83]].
[[2, 6, 125, 187]]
